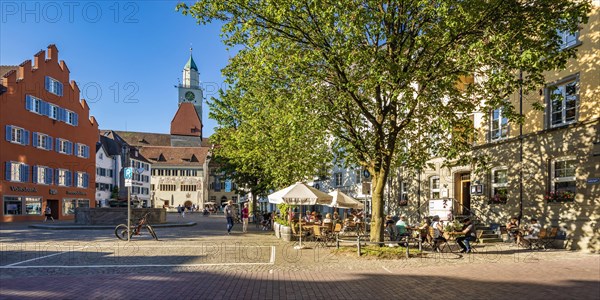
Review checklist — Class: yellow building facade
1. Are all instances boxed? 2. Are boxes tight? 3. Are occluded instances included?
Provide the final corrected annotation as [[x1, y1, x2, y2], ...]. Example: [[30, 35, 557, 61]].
[[400, 4, 599, 252]]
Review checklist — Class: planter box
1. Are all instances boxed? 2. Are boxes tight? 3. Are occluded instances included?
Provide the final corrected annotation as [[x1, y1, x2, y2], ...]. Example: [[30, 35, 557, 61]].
[[274, 222, 281, 238], [280, 225, 292, 242]]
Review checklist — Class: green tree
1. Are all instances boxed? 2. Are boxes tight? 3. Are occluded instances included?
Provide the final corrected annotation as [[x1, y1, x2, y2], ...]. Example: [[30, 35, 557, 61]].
[[179, 0, 590, 242]]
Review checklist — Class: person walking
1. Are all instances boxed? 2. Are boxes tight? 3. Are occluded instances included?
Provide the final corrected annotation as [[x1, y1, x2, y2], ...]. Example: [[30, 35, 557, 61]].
[[241, 202, 249, 233], [224, 200, 235, 235], [44, 205, 54, 222]]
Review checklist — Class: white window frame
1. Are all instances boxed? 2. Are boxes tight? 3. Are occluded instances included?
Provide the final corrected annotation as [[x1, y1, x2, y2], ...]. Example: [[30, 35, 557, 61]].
[[31, 96, 43, 115], [490, 108, 509, 141], [355, 170, 362, 184], [491, 167, 508, 203], [547, 77, 579, 128], [430, 176, 440, 199], [76, 143, 87, 158], [334, 172, 343, 187], [10, 126, 26, 145], [9, 162, 24, 182], [400, 181, 408, 201], [49, 104, 58, 120], [58, 139, 70, 154], [36, 166, 48, 184], [66, 110, 76, 125], [75, 172, 84, 188], [551, 157, 577, 193], [558, 28, 579, 50], [46, 76, 63, 96], [36, 132, 49, 150], [57, 169, 68, 186]]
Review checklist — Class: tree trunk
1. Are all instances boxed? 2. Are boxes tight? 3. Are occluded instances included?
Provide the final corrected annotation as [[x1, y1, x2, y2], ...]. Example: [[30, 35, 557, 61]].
[[369, 171, 387, 243]]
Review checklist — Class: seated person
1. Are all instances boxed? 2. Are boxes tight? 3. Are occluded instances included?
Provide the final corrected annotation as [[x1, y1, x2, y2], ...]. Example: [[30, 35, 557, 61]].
[[323, 213, 333, 224], [313, 214, 322, 225], [430, 215, 446, 252], [385, 215, 397, 240], [303, 211, 312, 223], [456, 218, 476, 253], [506, 216, 519, 242], [522, 218, 541, 246], [395, 216, 410, 238], [333, 212, 340, 221]]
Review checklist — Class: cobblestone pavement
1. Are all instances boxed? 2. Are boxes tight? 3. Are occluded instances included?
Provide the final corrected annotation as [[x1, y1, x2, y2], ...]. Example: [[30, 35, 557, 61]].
[[1, 213, 598, 299]]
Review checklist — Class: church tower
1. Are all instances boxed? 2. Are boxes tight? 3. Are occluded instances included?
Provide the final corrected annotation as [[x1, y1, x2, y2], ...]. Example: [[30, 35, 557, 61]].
[[178, 48, 203, 123]]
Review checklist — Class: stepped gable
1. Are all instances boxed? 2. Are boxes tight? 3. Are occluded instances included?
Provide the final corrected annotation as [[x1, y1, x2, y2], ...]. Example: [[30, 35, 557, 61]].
[[170, 103, 202, 137], [112, 130, 172, 147], [139, 146, 209, 166]]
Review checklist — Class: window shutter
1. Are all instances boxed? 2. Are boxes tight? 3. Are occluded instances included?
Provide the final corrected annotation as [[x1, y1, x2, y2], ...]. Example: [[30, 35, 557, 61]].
[[74, 143, 80, 156], [43, 101, 50, 116], [5, 125, 12, 141], [55, 169, 59, 185], [46, 136, 53, 151], [45, 76, 50, 91], [73, 113, 78, 126], [20, 164, 29, 182], [32, 132, 39, 147], [46, 168, 53, 185], [5, 162, 11, 180], [66, 171, 71, 186], [25, 95, 33, 111], [83, 173, 89, 188], [84, 145, 89, 158], [57, 82, 63, 96], [32, 165, 38, 183], [55, 138, 60, 152], [67, 141, 73, 155], [23, 130, 29, 146]]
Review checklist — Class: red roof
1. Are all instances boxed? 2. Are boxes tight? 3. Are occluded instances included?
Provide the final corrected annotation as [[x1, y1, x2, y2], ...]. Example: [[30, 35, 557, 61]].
[[139, 146, 209, 166], [170, 103, 202, 137]]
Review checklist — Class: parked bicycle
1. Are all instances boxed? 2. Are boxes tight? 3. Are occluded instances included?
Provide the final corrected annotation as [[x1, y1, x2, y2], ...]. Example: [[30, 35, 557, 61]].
[[114, 212, 158, 241]]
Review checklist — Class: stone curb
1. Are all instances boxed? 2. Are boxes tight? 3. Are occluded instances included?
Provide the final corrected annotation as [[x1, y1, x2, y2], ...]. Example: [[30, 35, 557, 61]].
[[29, 222, 197, 230]]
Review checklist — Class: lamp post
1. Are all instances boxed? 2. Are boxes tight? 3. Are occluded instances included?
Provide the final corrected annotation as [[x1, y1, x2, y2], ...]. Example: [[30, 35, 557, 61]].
[[123, 144, 131, 242]]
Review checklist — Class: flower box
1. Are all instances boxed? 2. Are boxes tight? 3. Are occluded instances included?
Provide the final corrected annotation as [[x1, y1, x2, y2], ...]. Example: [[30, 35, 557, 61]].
[[545, 191, 575, 203]]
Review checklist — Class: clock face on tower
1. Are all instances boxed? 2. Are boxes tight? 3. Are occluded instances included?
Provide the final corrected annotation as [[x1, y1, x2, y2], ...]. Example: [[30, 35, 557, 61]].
[[185, 91, 195, 102]]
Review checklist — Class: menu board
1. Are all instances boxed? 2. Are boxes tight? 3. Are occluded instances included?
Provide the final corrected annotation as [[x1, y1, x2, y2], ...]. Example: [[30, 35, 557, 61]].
[[429, 199, 454, 221]]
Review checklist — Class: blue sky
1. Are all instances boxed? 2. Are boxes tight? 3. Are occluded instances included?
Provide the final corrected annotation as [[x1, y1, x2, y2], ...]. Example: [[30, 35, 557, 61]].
[[1, 1, 230, 137]]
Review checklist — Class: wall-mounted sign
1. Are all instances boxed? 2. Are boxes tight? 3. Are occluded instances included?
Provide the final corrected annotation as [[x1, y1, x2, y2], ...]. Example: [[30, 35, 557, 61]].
[[66, 191, 87, 196], [470, 184, 484, 195], [49, 189, 58, 195], [10, 186, 37, 193], [587, 178, 600, 184]]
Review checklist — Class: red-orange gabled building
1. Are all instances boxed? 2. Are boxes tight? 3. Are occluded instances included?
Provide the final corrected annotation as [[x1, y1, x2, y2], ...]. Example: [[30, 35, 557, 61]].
[[0, 45, 99, 222], [170, 102, 202, 137]]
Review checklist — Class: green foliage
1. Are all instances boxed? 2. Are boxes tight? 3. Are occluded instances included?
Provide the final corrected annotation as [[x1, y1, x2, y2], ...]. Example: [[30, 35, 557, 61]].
[[110, 187, 119, 200], [178, 0, 591, 242], [333, 245, 422, 259]]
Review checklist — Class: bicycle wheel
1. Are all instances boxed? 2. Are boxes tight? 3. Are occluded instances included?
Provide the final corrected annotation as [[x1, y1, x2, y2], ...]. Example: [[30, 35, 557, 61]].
[[147, 225, 158, 240], [114, 224, 130, 241]]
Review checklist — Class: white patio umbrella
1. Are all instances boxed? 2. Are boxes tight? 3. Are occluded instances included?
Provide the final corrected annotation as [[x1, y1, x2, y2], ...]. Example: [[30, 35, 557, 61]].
[[268, 182, 333, 249], [327, 190, 362, 209]]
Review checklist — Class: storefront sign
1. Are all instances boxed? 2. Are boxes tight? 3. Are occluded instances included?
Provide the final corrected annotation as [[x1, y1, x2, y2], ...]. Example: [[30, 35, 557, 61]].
[[587, 178, 600, 184], [10, 186, 37, 193], [66, 191, 87, 196], [49, 189, 58, 195]]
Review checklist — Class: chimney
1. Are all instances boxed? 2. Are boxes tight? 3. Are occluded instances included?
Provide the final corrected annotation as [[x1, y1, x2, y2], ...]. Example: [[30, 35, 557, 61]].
[[47, 44, 59, 61], [33, 50, 45, 69]]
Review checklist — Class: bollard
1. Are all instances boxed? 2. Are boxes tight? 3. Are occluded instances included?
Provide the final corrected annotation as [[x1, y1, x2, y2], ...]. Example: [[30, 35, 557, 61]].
[[357, 235, 361, 256], [336, 234, 340, 249]]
